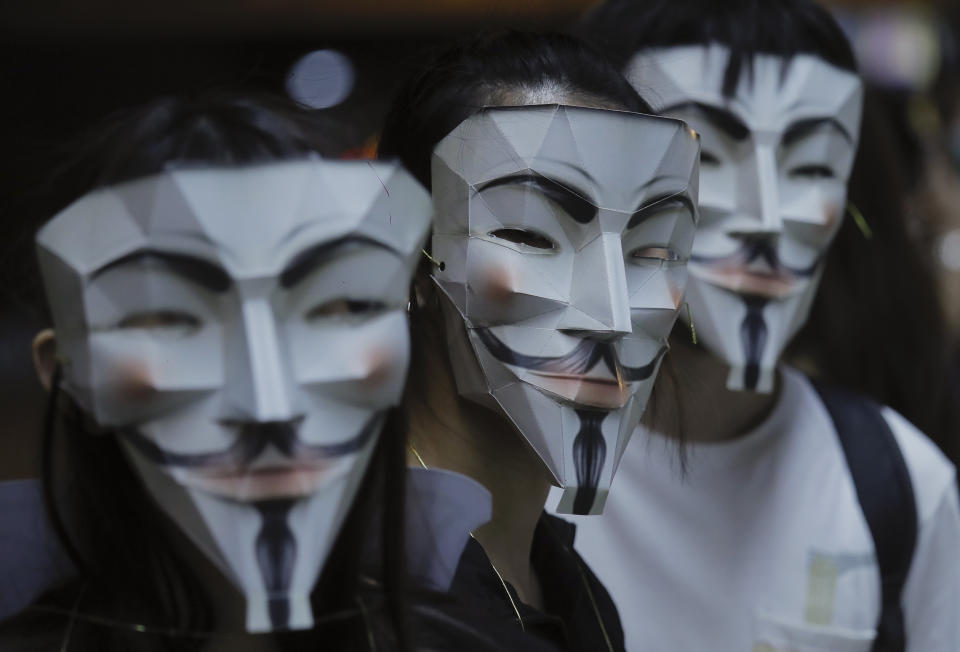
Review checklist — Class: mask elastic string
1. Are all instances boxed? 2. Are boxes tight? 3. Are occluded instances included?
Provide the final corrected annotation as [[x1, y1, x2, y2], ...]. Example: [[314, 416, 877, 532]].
[[407, 443, 525, 631], [355, 595, 378, 652], [684, 302, 698, 345], [421, 250, 444, 270], [847, 201, 873, 240], [57, 583, 86, 652]]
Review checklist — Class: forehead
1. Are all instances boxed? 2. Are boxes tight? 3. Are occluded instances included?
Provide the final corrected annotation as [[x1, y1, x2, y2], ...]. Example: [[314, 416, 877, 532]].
[[38, 159, 429, 278], [432, 105, 699, 205], [626, 45, 863, 137]]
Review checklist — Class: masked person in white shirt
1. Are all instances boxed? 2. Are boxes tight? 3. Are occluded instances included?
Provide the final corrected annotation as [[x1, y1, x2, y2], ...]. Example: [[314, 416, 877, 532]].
[[559, 2, 960, 651]]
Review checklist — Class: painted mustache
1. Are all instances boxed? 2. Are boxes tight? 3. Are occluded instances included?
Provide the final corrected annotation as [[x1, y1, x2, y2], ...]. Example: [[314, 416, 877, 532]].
[[475, 327, 666, 382], [692, 235, 820, 278], [122, 412, 382, 469]]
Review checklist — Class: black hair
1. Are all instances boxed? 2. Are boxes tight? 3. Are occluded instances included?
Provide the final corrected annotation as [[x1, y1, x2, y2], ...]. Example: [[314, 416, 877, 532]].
[[580, 0, 857, 97], [51, 92, 351, 203], [790, 86, 960, 466], [5, 93, 409, 651], [378, 30, 652, 189], [379, 30, 661, 508]]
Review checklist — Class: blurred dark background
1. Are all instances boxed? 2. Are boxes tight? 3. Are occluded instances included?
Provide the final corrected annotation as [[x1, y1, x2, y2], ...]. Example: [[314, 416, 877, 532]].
[[1, 0, 958, 479]]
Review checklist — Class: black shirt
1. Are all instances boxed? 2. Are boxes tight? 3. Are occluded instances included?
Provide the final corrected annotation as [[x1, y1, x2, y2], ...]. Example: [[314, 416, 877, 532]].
[[449, 513, 625, 652], [1, 588, 571, 652]]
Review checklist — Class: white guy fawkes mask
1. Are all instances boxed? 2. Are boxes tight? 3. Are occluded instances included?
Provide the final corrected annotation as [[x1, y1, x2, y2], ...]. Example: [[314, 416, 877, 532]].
[[431, 105, 699, 515], [36, 158, 431, 632], [627, 45, 864, 392]]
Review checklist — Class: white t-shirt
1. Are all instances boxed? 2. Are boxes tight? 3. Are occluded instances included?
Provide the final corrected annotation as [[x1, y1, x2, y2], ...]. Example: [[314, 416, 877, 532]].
[[550, 366, 960, 652]]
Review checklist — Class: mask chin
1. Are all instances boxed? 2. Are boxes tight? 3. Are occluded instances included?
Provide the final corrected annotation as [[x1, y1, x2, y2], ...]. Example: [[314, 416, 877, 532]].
[[436, 284, 657, 515], [684, 267, 823, 393], [121, 428, 379, 632]]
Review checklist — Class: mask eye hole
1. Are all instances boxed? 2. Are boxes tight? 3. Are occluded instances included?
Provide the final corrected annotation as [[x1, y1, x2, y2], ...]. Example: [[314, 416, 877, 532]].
[[306, 299, 386, 322], [630, 246, 679, 262], [488, 228, 556, 250], [116, 310, 201, 333], [790, 164, 834, 179], [700, 150, 721, 166]]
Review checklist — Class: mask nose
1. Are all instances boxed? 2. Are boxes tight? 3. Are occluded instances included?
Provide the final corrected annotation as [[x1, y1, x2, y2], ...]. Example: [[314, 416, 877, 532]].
[[223, 296, 300, 422], [558, 233, 632, 336], [734, 142, 782, 237]]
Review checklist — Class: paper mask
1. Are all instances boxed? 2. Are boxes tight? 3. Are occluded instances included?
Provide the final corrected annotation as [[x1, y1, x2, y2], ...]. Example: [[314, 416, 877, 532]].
[[36, 158, 431, 631], [627, 45, 863, 392], [431, 105, 699, 514]]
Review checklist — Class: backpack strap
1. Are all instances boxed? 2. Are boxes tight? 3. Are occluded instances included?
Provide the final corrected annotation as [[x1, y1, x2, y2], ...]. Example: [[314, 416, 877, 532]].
[[812, 382, 917, 652]]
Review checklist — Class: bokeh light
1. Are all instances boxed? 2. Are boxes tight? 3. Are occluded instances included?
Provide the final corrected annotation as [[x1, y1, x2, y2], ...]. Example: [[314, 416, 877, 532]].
[[853, 9, 941, 91], [286, 49, 355, 109]]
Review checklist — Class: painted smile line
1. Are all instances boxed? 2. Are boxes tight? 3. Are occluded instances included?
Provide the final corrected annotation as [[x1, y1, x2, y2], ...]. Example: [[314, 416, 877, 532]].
[[183, 460, 353, 501], [529, 372, 625, 386], [199, 460, 338, 479], [691, 235, 821, 278], [692, 265, 801, 300], [122, 411, 384, 470], [526, 371, 636, 409], [530, 371, 635, 410], [475, 327, 665, 382]]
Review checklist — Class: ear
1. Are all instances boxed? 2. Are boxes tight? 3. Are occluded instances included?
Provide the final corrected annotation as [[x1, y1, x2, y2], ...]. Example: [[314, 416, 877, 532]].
[[32, 329, 58, 391]]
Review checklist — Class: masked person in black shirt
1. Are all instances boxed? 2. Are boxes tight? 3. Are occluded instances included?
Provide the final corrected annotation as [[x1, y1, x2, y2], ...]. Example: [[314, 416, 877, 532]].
[[379, 30, 701, 652]]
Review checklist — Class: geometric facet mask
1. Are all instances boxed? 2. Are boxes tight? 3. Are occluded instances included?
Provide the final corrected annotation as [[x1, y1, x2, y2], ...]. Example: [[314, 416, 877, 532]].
[[627, 46, 864, 392], [35, 158, 432, 631], [431, 105, 700, 514]]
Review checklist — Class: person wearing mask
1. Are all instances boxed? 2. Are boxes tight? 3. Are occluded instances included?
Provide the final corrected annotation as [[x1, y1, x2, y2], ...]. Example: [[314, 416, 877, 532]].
[[380, 30, 701, 652], [0, 93, 447, 651], [562, 2, 960, 650]]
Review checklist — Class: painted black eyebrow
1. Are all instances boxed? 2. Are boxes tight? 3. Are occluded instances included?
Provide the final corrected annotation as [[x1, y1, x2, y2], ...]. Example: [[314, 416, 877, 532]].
[[476, 173, 597, 224], [663, 101, 749, 142], [782, 117, 853, 146], [91, 249, 231, 293], [280, 234, 400, 289], [627, 193, 696, 229]]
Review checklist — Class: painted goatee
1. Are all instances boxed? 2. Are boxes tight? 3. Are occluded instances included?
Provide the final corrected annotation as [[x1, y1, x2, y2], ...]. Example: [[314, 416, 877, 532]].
[[255, 499, 297, 629], [572, 409, 608, 515], [741, 296, 769, 391]]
